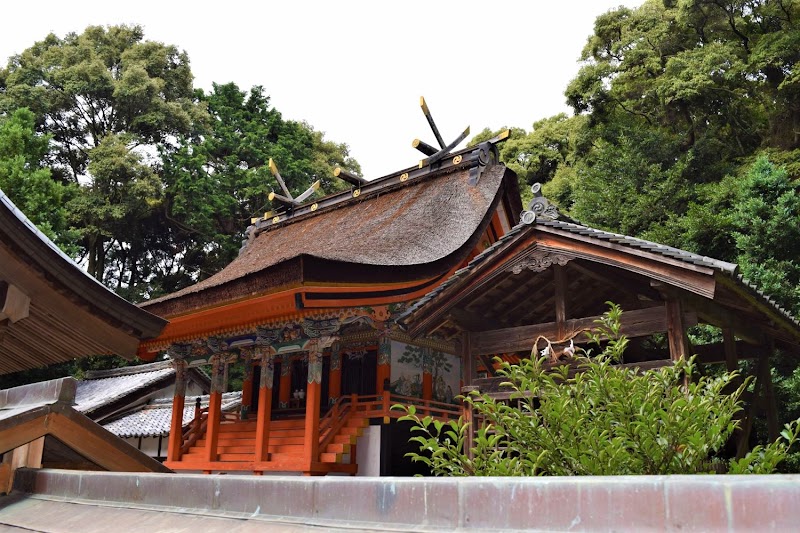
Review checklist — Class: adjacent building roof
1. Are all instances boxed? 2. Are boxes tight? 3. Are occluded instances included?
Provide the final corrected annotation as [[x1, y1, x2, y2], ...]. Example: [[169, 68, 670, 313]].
[[74, 360, 210, 422], [0, 189, 167, 374], [141, 145, 522, 319], [0, 377, 170, 472], [103, 391, 242, 439], [398, 204, 800, 346]]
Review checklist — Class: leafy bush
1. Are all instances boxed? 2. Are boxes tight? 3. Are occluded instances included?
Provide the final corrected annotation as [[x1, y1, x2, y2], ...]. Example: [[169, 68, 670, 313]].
[[398, 305, 799, 476]]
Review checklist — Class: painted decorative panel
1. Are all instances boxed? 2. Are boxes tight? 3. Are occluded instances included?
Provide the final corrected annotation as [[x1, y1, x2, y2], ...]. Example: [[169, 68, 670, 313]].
[[389, 341, 423, 398], [433, 350, 460, 404], [389, 341, 460, 404]]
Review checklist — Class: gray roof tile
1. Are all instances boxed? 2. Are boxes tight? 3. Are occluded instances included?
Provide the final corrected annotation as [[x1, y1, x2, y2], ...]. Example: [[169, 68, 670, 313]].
[[75, 362, 175, 414], [398, 217, 800, 330], [103, 391, 242, 438]]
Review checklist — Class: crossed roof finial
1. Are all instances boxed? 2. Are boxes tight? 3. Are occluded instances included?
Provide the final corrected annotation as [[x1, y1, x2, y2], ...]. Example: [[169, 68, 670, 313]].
[[412, 96, 470, 168], [266, 158, 320, 211]]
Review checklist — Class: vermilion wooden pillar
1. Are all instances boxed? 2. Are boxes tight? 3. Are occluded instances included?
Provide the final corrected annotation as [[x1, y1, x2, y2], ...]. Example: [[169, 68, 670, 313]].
[[240, 355, 254, 419], [376, 325, 392, 394], [303, 340, 323, 472], [279, 358, 291, 408], [204, 354, 225, 467], [166, 355, 188, 462], [329, 342, 342, 403], [254, 349, 274, 465]]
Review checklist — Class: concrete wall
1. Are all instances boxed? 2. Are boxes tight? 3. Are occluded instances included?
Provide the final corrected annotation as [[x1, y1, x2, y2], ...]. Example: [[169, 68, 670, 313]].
[[11, 469, 800, 531], [355, 425, 380, 476]]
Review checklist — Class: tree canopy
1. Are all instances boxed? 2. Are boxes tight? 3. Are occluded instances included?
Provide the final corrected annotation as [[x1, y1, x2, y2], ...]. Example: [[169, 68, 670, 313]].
[[0, 25, 360, 300], [160, 82, 359, 290], [469, 0, 800, 458]]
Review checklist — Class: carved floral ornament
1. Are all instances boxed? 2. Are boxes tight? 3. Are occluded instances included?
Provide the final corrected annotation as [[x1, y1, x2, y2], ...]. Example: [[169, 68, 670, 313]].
[[510, 250, 573, 274]]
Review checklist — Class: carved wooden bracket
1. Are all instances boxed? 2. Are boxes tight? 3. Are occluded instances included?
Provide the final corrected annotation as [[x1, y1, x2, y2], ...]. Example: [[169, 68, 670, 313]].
[[510, 250, 573, 274]]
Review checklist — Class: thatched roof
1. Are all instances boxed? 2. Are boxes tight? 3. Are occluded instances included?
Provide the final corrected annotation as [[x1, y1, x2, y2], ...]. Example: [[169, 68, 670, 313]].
[[143, 151, 521, 318]]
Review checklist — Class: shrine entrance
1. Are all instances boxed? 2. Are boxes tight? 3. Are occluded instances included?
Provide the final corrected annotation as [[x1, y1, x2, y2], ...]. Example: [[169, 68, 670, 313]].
[[341, 349, 377, 396], [249, 353, 334, 415]]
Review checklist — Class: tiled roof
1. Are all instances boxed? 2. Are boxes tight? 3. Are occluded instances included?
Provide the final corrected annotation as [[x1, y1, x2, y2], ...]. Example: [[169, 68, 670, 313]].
[[536, 219, 737, 274], [103, 392, 242, 438], [74, 361, 175, 415], [398, 216, 800, 330]]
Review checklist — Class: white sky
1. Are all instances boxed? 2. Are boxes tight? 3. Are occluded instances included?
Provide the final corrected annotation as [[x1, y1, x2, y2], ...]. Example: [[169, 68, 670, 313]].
[[0, 1, 643, 180]]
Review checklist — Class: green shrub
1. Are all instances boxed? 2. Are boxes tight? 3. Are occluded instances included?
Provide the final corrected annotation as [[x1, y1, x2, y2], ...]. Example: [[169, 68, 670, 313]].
[[398, 305, 799, 476]]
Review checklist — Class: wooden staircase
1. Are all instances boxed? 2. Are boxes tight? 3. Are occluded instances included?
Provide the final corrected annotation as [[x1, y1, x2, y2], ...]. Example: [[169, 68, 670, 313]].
[[166, 393, 460, 475], [172, 415, 368, 475]]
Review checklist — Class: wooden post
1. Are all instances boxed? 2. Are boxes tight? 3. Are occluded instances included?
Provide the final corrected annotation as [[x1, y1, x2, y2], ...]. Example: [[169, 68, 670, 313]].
[[764, 361, 780, 442], [204, 354, 225, 466], [254, 349, 274, 464], [304, 341, 323, 471], [166, 354, 188, 462], [376, 323, 392, 394], [329, 342, 342, 403], [665, 299, 689, 362], [737, 350, 770, 458], [241, 356, 254, 419], [460, 333, 476, 461], [722, 328, 738, 373], [763, 338, 779, 442], [554, 265, 567, 340], [722, 327, 744, 397], [382, 392, 391, 423], [461, 385, 478, 461], [279, 358, 291, 408]]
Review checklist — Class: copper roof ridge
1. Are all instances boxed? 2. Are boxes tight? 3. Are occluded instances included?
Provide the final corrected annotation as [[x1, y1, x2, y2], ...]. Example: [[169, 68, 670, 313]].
[[82, 360, 173, 380]]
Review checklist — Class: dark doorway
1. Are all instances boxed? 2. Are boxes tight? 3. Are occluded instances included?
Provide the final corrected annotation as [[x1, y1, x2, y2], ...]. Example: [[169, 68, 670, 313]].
[[380, 420, 432, 476], [341, 349, 377, 396]]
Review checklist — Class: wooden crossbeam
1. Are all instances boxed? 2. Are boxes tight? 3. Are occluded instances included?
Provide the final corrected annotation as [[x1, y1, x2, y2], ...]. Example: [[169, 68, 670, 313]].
[[334, 167, 369, 187], [470, 305, 697, 356], [418, 126, 470, 168], [268, 158, 292, 198]]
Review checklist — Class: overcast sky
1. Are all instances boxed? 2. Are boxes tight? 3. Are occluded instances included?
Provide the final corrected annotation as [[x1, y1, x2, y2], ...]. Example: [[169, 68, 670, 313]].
[[1, 1, 643, 180]]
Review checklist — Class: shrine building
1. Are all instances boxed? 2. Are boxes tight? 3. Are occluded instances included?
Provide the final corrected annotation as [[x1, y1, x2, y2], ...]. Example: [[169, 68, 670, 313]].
[[139, 102, 800, 476], [138, 116, 519, 475]]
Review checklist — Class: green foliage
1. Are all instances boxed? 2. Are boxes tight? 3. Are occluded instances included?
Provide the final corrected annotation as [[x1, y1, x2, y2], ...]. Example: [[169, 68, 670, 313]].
[[399, 307, 799, 476], [0, 27, 361, 299], [0, 108, 76, 245], [0, 24, 202, 183], [521, 0, 800, 261], [0, 24, 205, 287], [160, 83, 360, 288], [732, 156, 800, 315]]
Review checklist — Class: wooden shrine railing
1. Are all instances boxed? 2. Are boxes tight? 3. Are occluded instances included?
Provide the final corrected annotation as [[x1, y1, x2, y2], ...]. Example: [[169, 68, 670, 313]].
[[180, 404, 240, 455], [178, 392, 462, 463], [317, 392, 461, 457], [360, 393, 461, 421]]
